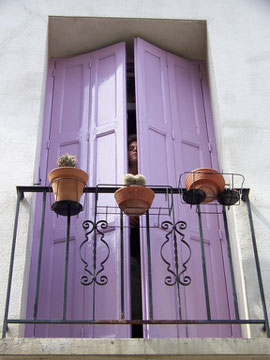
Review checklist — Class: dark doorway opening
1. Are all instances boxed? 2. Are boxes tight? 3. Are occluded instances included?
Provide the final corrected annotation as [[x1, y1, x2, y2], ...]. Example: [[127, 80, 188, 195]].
[[127, 60, 143, 338]]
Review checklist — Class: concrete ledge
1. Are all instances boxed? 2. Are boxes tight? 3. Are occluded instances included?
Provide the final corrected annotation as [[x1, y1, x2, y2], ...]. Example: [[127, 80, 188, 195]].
[[0, 338, 270, 359]]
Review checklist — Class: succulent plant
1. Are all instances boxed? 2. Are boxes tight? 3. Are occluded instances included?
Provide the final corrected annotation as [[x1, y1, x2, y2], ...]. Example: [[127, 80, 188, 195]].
[[134, 174, 146, 186], [57, 153, 77, 168], [123, 174, 136, 186], [123, 173, 146, 186]]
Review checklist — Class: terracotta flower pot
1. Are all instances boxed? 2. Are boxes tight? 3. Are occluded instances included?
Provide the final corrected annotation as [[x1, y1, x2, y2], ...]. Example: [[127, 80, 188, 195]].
[[114, 185, 155, 215], [48, 167, 88, 203], [185, 168, 225, 203]]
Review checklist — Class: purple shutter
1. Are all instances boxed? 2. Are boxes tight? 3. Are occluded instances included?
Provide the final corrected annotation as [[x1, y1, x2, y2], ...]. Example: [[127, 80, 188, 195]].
[[87, 42, 129, 338], [195, 60, 241, 337], [26, 52, 92, 338], [135, 37, 239, 338], [167, 51, 236, 337], [134, 38, 179, 338], [26, 42, 129, 338]]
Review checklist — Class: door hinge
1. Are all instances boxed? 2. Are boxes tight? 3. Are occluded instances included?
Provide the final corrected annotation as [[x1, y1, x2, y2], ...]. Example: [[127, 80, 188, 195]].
[[171, 130, 175, 140], [208, 142, 212, 152], [86, 131, 90, 141], [218, 228, 223, 241], [88, 61, 91, 69], [52, 68, 56, 77], [33, 166, 41, 185], [47, 139, 50, 149], [198, 63, 203, 79], [80, 326, 84, 337]]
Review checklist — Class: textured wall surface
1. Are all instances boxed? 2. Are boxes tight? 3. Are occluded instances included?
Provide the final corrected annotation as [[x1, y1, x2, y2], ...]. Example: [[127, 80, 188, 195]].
[[0, 0, 270, 345]]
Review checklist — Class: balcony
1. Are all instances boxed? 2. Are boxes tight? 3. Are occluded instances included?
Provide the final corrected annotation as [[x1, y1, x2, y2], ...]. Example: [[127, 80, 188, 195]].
[[2, 182, 270, 342]]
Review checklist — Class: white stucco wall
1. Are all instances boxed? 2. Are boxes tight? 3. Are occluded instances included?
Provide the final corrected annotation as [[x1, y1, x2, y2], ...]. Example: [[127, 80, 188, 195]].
[[0, 0, 270, 350]]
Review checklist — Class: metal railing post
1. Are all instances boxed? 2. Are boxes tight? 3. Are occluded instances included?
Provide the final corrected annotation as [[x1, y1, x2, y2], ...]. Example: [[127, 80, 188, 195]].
[[120, 210, 125, 319], [2, 189, 22, 338], [197, 205, 211, 320], [222, 206, 240, 320], [63, 210, 71, 320], [146, 210, 153, 320], [242, 190, 270, 337], [33, 191, 47, 320]]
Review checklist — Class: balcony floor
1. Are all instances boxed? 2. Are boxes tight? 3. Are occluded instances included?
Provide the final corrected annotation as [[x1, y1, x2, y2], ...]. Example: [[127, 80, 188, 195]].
[[0, 337, 270, 359]]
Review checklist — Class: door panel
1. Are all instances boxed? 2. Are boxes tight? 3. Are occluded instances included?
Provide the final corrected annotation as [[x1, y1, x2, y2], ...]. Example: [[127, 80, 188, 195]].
[[167, 52, 234, 337], [134, 37, 179, 338], [26, 42, 129, 338], [89, 42, 129, 337], [135, 37, 238, 338], [27, 36, 239, 339], [26, 52, 91, 338]]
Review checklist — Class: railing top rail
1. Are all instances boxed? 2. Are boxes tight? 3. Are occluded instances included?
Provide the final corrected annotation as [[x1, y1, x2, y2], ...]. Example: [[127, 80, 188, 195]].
[[16, 185, 250, 197]]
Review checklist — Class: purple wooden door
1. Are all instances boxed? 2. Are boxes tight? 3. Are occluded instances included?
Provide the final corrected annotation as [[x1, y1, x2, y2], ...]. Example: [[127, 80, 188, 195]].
[[134, 37, 239, 338], [27, 37, 239, 339], [134, 38, 179, 338], [26, 42, 129, 337], [88, 42, 130, 338]]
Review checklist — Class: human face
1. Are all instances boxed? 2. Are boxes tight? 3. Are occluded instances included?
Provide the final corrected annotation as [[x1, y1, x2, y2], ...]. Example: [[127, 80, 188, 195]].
[[128, 141, 137, 164]]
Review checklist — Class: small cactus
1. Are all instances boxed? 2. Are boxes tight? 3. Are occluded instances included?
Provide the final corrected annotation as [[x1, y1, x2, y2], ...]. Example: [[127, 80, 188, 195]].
[[123, 173, 146, 186], [134, 174, 146, 186], [123, 174, 136, 186], [57, 153, 77, 168]]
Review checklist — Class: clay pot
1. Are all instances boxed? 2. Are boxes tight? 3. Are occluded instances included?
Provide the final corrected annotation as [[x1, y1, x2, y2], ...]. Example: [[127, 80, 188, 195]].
[[114, 185, 155, 215], [185, 168, 225, 203], [48, 167, 88, 203]]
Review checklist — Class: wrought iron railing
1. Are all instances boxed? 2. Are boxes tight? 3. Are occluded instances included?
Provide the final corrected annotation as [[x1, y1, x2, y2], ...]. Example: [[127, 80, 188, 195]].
[[2, 185, 270, 337]]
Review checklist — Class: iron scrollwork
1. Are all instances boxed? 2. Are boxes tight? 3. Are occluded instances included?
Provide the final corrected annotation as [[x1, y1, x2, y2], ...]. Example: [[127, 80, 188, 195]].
[[160, 220, 191, 287], [80, 220, 110, 286]]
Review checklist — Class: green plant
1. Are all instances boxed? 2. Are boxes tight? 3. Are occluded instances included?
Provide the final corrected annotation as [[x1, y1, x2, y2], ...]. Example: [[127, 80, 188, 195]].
[[134, 174, 146, 186], [57, 153, 77, 168], [122, 173, 146, 186]]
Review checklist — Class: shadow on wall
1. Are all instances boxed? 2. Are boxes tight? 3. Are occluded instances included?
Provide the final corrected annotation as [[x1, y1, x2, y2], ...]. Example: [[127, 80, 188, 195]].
[[250, 202, 270, 232]]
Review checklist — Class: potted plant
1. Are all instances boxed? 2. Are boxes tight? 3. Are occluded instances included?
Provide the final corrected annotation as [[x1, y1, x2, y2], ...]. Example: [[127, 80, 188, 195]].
[[48, 154, 88, 203], [185, 168, 225, 203], [217, 188, 240, 206], [114, 174, 155, 215]]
